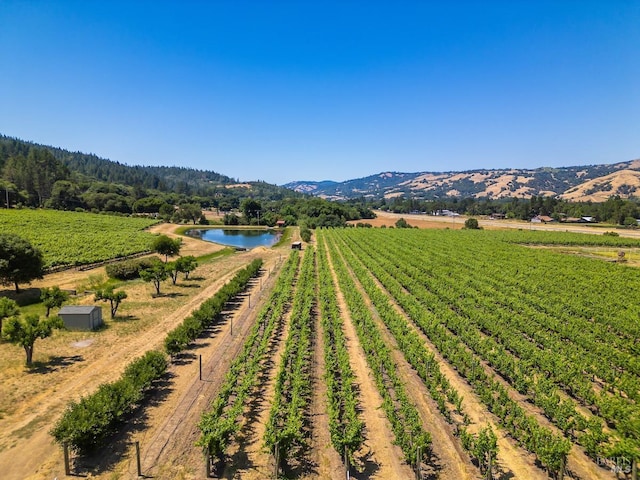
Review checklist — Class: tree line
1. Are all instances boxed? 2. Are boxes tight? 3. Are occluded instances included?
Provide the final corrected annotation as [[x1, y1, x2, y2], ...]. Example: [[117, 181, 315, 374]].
[[0, 135, 373, 227]]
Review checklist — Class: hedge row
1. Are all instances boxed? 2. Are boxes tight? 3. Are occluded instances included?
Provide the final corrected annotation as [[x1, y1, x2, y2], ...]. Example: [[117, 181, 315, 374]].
[[50, 350, 167, 453], [106, 257, 162, 280], [164, 258, 263, 356]]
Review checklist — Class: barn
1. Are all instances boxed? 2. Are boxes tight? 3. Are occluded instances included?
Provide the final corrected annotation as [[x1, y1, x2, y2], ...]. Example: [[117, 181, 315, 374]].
[[58, 306, 103, 330]]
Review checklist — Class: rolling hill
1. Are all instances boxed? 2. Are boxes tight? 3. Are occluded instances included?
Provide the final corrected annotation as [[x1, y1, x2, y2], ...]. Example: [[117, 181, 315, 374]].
[[285, 159, 640, 202]]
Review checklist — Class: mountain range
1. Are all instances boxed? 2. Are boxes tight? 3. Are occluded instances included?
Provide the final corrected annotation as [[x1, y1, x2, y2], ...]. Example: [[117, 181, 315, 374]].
[[284, 159, 640, 202]]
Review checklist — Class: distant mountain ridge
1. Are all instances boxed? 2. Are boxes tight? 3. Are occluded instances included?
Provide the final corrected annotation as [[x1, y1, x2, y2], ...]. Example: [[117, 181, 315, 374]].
[[284, 160, 640, 202]]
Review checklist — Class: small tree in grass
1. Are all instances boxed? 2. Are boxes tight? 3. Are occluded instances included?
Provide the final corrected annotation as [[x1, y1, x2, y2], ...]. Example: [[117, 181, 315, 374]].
[[0, 297, 20, 337], [177, 255, 197, 280], [140, 263, 170, 296], [168, 256, 198, 284], [94, 286, 128, 318], [40, 286, 69, 317], [152, 235, 181, 263], [2, 314, 64, 365]]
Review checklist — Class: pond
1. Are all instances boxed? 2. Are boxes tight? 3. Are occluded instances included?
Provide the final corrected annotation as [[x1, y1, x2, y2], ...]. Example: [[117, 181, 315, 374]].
[[187, 228, 281, 249]]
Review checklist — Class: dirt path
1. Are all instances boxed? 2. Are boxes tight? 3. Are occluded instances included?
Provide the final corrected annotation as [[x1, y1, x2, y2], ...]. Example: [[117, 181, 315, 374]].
[[302, 299, 344, 479], [331, 242, 476, 480], [325, 232, 550, 480], [365, 298, 477, 479], [363, 282, 546, 480], [223, 254, 299, 480], [115, 257, 282, 479], [323, 240, 415, 480]]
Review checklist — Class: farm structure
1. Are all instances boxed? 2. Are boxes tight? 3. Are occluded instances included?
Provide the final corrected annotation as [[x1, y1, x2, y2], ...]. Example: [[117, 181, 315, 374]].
[[58, 305, 103, 330]]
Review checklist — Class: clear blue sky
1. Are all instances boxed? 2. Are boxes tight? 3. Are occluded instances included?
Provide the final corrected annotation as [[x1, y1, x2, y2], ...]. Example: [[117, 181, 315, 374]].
[[1, 1, 638, 184]]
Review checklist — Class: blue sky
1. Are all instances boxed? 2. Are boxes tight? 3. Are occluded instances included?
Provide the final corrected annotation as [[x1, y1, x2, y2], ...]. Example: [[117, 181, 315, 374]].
[[1, 1, 638, 184]]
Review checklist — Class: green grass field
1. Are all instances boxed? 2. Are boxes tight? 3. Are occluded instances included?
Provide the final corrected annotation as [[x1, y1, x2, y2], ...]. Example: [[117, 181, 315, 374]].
[[0, 209, 159, 268]]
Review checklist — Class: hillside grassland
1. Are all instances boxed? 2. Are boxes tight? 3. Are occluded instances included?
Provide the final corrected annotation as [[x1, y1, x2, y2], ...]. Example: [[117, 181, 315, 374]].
[[0, 209, 159, 267]]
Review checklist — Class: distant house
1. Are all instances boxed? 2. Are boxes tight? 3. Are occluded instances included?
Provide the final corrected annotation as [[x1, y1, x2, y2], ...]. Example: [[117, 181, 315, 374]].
[[58, 306, 103, 330], [489, 213, 506, 220], [276, 220, 286, 228], [531, 215, 555, 223], [580, 216, 595, 223]]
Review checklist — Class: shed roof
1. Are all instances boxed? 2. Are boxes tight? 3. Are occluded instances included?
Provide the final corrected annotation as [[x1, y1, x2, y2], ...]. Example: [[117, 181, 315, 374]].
[[59, 306, 100, 315]]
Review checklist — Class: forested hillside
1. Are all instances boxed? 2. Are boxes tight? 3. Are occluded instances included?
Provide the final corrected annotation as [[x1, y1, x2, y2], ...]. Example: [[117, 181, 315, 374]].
[[0, 135, 373, 227]]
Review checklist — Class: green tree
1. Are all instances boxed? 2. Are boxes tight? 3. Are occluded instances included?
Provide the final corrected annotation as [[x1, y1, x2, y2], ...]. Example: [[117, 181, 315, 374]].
[[94, 286, 128, 318], [2, 314, 64, 365], [395, 217, 410, 228], [241, 198, 262, 222], [46, 180, 83, 210], [0, 234, 45, 293], [177, 203, 202, 224], [140, 263, 170, 296], [0, 297, 20, 337], [152, 235, 181, 262], [464, 217, 481, 229], [176, 255, 197, 280], [223, 213, 240, 225], [167, 256, 198, 285], [40, 286, 69, 317], [158, 203, 174, 220]]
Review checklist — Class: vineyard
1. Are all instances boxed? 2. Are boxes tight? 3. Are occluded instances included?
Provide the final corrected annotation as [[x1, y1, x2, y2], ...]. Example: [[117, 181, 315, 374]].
[[2, 222, 639, 479], [190, 227, 639, 479], [0, 209, 158, 267]]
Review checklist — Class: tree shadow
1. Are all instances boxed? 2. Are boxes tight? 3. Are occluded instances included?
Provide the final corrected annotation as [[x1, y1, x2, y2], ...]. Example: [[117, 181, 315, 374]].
[[0, 287, 42, 307], [28, 354, 85, 374], [176, 283, 201, 289], [171, 352, 197, 366], [111, 314, 139, 323], [67, 372, 176, 476], [151, 292, 186, 299]]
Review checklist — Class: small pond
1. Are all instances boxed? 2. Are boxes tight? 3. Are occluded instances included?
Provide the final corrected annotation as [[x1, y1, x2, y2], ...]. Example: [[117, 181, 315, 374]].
[[187, 228, 281, 249]]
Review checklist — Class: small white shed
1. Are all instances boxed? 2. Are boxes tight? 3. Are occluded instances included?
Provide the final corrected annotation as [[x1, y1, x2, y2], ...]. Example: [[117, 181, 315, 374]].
[[59, 306, 103, 331]]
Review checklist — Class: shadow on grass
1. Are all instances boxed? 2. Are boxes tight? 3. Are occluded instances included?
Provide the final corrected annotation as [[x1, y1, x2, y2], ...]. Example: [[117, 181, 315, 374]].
[[67, 372, 176, 477], [151, 292, 186, 299], [0, 287, 42, 307], [28, 354, 85, 374], [111, 314, 139, 323]]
